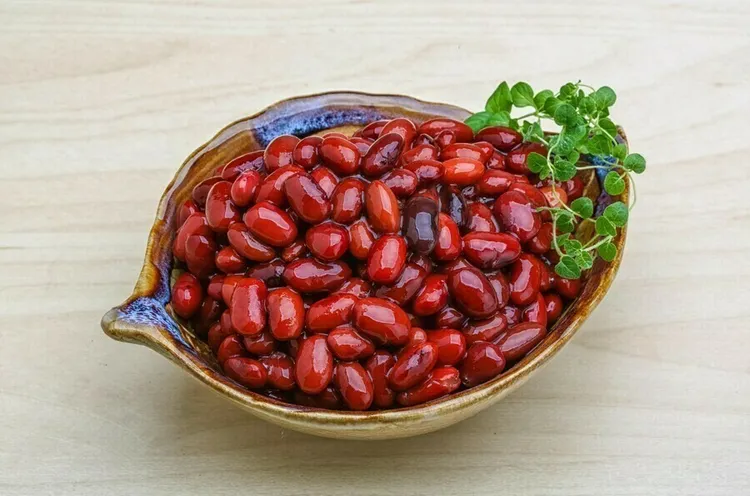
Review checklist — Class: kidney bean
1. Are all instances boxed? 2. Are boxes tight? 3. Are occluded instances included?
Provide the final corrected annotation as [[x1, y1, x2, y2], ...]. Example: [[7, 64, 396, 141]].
[[466, 202, 500, 233], [178, 200, 199, 228], [362, 351, 395, 408], [412, 133, 434, 146], [418, 118, 473, 143], [508, 183, 547, 210], [226, 222, 275, 262], [487, 272, 511, 308], [309, 166, 339, 198], [348, 219, 377, 260], [359, 119, 389, 140], [305, 222, 349, 262], [223, 356, 267, 389], [319, 136, 360, 175], [402, 196, 438, 255], [360, 132, 404, 177], [461, 232, 521, 270], [230, 278, 267, 336], [544, 293, 564, 324], [254, 165, 304, 207], [322, 327, 373, 362], [462, 185, 478, 201], [380, 118, 417, 146], [506, 142, 549, 174], [294, 385, 342, 410], [220, 274, 243, 306], [333, 362, 374, 411], [408, 253, 432, 272], [246, 259, 285, 288], [174, 212, 210, 262], [352, 297, 411, 346], [406, 326, 428, 347], [259, 352, 296, 390], [367, 235, 407, 284], [282, 258, 351, 293], [191, 176, 224, 208], [326, 178, 364, 224], [171, 272, 203, 319], [510, 253, 543, 306], [396, 366, 461, 406], [400, 143, 438, 167], [192, 296, 223, 336], [476, 170, 515, 197], [494, 190, 542, 242], [401, 159, 440, 185], [412, 274, 449, 317], [283, 173, 332, 224], [555, 276, 582, 300], [460, 342, 506, 387], [437, 130, 458, 147], [527, 222, 553, 254], [429, 213, 461, 262], [293, 136, 322, 169], [388, 341, 439, 391], [380, 168, 418, 198], [333, 277, 371, 299], [442, 158, 485, 186], [215, 246, 247, 273], [229, 170, 261, 207], [562, 176, 585, 201], [305, 294, 358, 333], [373, 263, 425, 306], [522, 293, 548, 327], [499, 305, 521, 326], [242, 330, 276, 355], [281, 238, 307, 262], [463, 313, 508, 345], [447, 266, 498, 319], [474, 126, 522, 152], [264, 135, 299, 172], [222, 151, 265, 180], [217, 335, 247, 365], [185, 233, 217, 279], [349, 137, 373, 155], [427, 329, 466, 366], [365, 180, 400, 233], [486, 152, 506, 170], [243, 201, 297, 247], [539, 263, 554, 292], [441, 143, 488, 164], [435, 305, 467, 329], [496, 322, 547, 362], [207, 321, 234, 354], [439, 185, 468, 229], [285, 338, 301, 359], [267, 287, 304, 340], [439, 257, 476, 275], [540, 185, 568, 210], [295, 334, 334, 394]]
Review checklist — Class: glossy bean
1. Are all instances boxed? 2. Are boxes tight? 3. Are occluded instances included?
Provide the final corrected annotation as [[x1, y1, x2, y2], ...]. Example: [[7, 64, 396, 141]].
[[447, 266, 498, 318], [284, 173, 332, 224], [459, 342, 506, 387], [282, 258, 351, 293], [330, 178, 365, 224], [462, 232, 521, 269], [396, 366, 461, 406], [267, 287, 304, 340], [223, 356, 267, 388], [264, 135, 300, 172], [306, 294, 358, 333], [352, 297, 411, 346], [366, 235, 407, 284]]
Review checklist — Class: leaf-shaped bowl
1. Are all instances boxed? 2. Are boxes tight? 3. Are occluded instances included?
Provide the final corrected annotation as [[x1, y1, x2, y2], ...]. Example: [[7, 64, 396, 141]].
[[101, 91, 627, 440]]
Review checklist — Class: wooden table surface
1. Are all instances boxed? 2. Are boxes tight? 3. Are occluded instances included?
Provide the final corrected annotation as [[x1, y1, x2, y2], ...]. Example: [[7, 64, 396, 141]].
[[2, 1, 749, 494]]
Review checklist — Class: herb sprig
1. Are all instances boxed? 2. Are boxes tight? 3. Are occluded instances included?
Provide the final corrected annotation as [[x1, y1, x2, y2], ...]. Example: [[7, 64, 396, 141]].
[[465, 81, 646, 280]]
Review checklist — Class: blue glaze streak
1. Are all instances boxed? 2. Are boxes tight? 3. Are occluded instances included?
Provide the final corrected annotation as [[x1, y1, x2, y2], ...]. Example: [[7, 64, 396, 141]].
[[254, 108, 383, 146]]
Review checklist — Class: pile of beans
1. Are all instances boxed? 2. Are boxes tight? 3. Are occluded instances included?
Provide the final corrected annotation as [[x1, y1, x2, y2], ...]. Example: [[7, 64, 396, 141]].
[[170, 117, 586, 411]]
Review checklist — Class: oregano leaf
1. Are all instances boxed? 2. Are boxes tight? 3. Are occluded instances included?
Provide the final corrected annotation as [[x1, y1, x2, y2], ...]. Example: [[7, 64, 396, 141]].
[[604, 171, 626, 195], [486, 82, 513, 114], [570, 197, 594, 218]]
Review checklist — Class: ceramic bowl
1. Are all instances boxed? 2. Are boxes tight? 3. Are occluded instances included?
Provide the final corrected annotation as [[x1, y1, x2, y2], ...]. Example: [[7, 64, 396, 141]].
[[101, 91, 628, 440]]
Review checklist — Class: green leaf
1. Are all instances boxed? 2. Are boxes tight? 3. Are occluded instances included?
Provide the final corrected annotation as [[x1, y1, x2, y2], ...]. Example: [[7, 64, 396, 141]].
[[522, 121, 544, 142], [604, 201, 629, 227], [613, 143, 628, 161], [556, 211, 576, 233], [594, 86, 617, 108], [464, 112, 491, 133], [595, 216, 617, 237], [533, 89, 554, 110], [553, 159, 577, 181], [599, 118, 618, 138], [603, 171, 626, 195], [579, 96, 597, 115], [574, 250, 595, 270], [486, 82, 513, 114], [559, 83, 577, 100], [570, 197, 594, 218], [598, 241, 617, 262], [555, 256, 581, 279], [587, 134, 613, 155], [551, 134, 575, 155], [568, 150, 581, 164], [543, 97, 563, 116], [553, 103, 577, 126], [556, 233, 571, 247], [527, 152, 548, 174], [623, 153, 646, 174], [511, 82, 535, 108], [486, 111, 512, 127], [566, 122, 588, 142]]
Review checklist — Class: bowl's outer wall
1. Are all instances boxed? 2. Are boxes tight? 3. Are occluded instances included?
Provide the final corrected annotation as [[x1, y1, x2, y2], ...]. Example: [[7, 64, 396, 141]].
[[101, 92, 628, 440]]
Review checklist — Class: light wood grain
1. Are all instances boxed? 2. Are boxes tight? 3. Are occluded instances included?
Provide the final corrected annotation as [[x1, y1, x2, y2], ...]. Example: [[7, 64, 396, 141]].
[[1, 0, 749, 494]]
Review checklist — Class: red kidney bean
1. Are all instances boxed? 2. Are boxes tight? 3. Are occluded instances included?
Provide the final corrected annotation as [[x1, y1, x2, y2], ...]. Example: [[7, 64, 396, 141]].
[[486, 152, 506, 170], [460, 342, 506, 387], [438, 184, 467, 230], [436, 130, 457, 147], [326, 326, 375, 361], [260, 352, 296, 390], [292, 136, 322, 169], [281, 238, 307, 262], [466, 202, 500, 233], [295, 334, 334, 394], [494, 190, 542, 242], [442, 158, 485, 186], [309, 166, 339, 198], [365, 351, 396, 408], [544, 293, 564, 324], [539, 185, 568, 209], [171, 272, 203, 319], [441, 143, 487, 164], [463, 313, 508, 345], [374, 262, 426, 305], [305, 294, 358, 333], [223, 356, 267, 389], [508, 182, 547, 210], [284, 173, 332, 224], [496, 322, 547, 362], [404, 159, 444, 184], [447, 266, 498, 318], [462, 232, 522, 270], [366, 235, 407, 284], [510, 253, 543, 306], [539, 262, 554, 292], [319, 136, 360, 175], [412, 274, 449, 316], [522, 293, 548, 327], [380, 118, 417, 146], [242, 330, 276, 355], [365, 180, 400, 233], [381, 168, 418, 198], [221, 274, 243, 306], [267, 287, 304, 340], [329, 178, 365, 224], [462, 185, 478, 201], [207, 274, 225, 302], [439, 257, 476, 275], [359, 119, 388, 140], [230, 170, 261, 207], [305, 222, 349, 262], [527, 222, 553, 254], [500, 305, 521, 326], [191, 176, 224, 208], [427, 329, 466, 366], [418, 118, 473, 143], [221, 151, 264, 181], [435, 306, 467, 329], [348, 219, 377, 260], [396, 366, 461, 406], [208, 321, 234, 354], [334, 362, 374, 411], [389, 341, 439, 391], [506, 142, 549, 174], [414, 133, 435, 146], [474, 126, 522, 152], [215, 246, 247, 274], [476, 170, 516, 196], [361, 132, 404, 177], [226, 222, 276, 262], [513, 174, 531, 184], [409, 253, 433, 273], [433, 213, 462, 262], [243, 201, 297, 247], [334, 277, 372, 299], [254, 165, 304, 207], [192, 296, 223, 336], [403, 196, 439, 255], [562, 176, 585, 201], [350, 137, 374, 155], [264, 135, 299, 172], [487, 272, 511, 308], [400, 143, 438, 166], [294, 385, 342, 410], [555, 276, 582, 300], [174, 212, 210, 262], [352, 297, 411, 346], [473, 141, 495, 161], [178, 199, 199, 228], [185, 233, 217, 279], [405, 326, 428, 348], [217, 335, 247, 365], [246, 259, 285, 288], [282, 258, 351, 293], [230, 278, 267, 336]]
